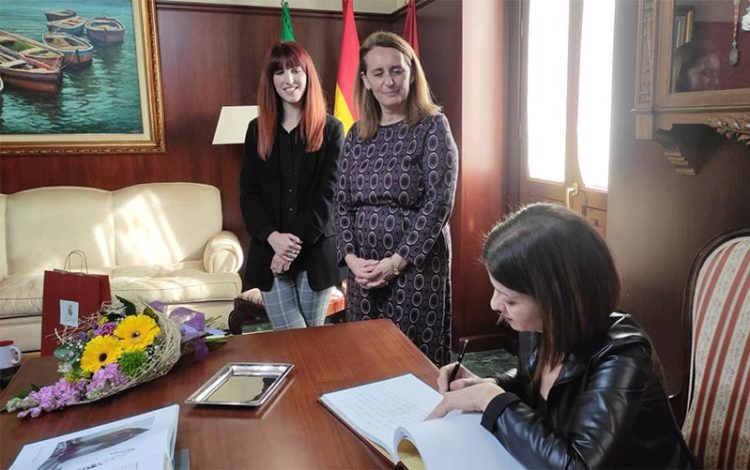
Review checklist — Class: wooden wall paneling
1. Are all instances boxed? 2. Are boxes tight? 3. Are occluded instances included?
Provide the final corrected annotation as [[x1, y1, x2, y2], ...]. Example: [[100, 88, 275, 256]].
[[608, 0, 750, 393], [159, 4, 280, 271], [450, 0, 515, 352], [415, 0, 490, 352]]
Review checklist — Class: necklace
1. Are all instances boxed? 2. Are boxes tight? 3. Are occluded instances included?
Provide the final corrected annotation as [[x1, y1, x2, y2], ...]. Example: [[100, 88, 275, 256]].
[[729, 0, 741, 65]]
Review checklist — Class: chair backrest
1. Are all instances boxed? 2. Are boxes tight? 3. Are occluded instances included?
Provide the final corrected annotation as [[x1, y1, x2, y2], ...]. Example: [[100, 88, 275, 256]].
[[680, 227, 750, 469]]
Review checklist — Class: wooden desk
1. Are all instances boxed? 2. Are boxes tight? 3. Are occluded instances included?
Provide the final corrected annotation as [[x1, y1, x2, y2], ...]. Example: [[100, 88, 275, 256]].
[[0, 319, 439, 468]]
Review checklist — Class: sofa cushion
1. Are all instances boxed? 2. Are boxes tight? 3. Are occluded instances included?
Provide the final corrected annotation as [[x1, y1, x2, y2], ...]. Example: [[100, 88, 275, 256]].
[[113, 183, 223, 266], [0, 273, 49, 318], [6, 187, 115, 274], [110, 262, 241, 304]]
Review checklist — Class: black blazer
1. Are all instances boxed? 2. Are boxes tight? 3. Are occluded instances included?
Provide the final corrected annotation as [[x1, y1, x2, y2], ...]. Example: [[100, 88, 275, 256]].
[[240, 115, 344, 291]]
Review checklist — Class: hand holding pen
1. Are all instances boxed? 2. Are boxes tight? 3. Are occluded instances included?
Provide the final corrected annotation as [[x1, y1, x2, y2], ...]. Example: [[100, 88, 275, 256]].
[[428, 339, 506, 419], [437, 339, 480, 393], [447, 339, 469, 391]]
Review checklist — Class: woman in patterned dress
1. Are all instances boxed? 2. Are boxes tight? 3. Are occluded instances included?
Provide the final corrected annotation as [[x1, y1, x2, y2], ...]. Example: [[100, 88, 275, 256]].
[[335, 31, 458, 365]]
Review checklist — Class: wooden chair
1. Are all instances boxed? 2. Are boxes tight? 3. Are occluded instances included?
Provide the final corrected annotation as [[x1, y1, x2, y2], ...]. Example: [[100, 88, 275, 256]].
[[227, 283, 347, 334], [673, 227, 750, 469]]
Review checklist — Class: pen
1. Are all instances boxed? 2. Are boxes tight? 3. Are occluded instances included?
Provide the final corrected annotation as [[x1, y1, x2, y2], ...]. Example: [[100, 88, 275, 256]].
[[447, 339, 469, 391]]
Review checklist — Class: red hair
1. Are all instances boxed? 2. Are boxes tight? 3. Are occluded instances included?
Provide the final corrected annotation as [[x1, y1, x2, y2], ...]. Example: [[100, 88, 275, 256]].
[[257, 42, 327, 160]]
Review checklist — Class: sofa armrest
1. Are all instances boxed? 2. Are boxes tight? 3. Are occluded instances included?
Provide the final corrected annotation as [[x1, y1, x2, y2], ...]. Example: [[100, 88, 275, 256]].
[[203, 231, 243, 273]]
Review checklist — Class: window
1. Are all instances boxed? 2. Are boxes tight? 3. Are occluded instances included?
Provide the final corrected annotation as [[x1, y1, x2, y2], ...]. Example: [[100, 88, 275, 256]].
[[519, 0, 616, 233]]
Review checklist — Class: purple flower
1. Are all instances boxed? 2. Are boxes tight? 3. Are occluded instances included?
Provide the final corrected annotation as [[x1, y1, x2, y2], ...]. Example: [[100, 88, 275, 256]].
[[93, 322, 116, 337], [86, 364, 129, 400], [15, 378, 87, 418]]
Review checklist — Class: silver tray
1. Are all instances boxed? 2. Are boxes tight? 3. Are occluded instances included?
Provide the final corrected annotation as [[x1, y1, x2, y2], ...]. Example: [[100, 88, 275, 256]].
[[185, 362, 293, 407]]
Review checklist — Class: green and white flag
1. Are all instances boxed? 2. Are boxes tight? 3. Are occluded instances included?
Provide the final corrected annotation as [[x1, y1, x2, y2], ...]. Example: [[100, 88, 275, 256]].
[[281, 1, 295, 41]]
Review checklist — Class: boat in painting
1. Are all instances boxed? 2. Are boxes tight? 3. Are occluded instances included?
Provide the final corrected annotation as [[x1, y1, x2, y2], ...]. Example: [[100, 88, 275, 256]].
[[47, 16, 86, 36], [0, 30, 64, 69], [0, 46, 62, 93], [43, 32, 93, 68], [85, 17, 125, 48], [44, 9, 76, 21]]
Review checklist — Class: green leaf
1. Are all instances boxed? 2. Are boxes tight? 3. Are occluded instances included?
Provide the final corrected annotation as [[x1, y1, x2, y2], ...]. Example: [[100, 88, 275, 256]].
[[119, 350, 147, 377], [10, 383, 40, 401], [116, 296, 137, 315], [142, 305, 158, 320], [54, 342, 82, 363]]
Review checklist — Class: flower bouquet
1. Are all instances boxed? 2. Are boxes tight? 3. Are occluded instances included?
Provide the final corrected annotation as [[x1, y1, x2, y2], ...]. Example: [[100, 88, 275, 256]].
[[6, 297, 181, 418]]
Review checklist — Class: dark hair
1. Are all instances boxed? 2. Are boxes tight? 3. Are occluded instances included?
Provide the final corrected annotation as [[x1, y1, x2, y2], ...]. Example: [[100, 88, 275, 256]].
[[671, 40, 718, 92], [482, 203, 620, 373], [257, 41, 326, 159], [354, 31, 440, 139]]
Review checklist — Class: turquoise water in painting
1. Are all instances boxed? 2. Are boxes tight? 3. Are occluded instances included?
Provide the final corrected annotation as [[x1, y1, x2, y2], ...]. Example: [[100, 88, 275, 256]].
[[0, 0, 143, 134]]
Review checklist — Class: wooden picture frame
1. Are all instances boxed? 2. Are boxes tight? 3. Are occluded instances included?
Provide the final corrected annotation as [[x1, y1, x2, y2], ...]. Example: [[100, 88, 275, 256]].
[[0, 0, 165, 155]]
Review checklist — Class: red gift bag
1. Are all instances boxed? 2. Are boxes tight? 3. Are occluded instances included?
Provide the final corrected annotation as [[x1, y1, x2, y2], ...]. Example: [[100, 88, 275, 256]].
[[41, 251, 112, 355]]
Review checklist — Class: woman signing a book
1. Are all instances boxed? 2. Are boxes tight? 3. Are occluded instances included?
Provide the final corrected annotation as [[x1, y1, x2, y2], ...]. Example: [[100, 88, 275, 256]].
[[427, 204, 698, 469], [241, 42, 344, 330]]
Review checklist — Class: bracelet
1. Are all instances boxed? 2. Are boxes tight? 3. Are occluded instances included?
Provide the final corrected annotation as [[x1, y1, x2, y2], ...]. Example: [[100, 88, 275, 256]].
[[390, 258, 400, 277]]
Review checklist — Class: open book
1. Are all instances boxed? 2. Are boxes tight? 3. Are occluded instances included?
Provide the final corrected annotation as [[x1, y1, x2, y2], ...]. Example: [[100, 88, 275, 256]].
[[10, 404, 180, 470], [319, 374, 522, 470]]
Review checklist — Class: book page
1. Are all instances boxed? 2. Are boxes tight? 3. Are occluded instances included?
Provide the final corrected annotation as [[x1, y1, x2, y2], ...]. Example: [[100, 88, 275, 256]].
[[9, 404, 179, 470], [320, 374, 442, 463], [395, 412, 524, 470]]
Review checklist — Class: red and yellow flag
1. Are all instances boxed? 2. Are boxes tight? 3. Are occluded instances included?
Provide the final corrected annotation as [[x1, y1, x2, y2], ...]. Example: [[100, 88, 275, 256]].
[[334, 0, 360, 135], [403, 0, 419, 58]]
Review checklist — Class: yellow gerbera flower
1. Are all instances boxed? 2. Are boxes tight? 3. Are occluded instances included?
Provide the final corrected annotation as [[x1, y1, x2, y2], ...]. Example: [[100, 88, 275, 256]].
[[113, 314, 160, 352], [80, 335, 123, 374]]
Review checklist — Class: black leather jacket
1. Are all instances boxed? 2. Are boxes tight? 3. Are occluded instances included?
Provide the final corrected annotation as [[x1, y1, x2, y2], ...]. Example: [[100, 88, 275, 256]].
[[481, 313, 697, 469]]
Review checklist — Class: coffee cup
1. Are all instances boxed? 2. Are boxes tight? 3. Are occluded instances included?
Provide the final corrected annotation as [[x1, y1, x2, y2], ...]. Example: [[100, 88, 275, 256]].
[[0, 340, 22, 369]]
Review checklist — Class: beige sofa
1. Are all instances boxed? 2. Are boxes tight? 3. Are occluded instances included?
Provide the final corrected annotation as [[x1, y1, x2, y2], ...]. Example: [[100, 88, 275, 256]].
[[0, 183, 243, 351]]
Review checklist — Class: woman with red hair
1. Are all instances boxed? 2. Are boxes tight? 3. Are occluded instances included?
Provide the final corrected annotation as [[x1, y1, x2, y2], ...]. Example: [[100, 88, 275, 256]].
[[241, 42, 344, 329]]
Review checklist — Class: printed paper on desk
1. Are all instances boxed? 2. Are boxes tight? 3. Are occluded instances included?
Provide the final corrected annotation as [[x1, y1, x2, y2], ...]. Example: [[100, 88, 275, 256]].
[[9, 404, 179, 470]]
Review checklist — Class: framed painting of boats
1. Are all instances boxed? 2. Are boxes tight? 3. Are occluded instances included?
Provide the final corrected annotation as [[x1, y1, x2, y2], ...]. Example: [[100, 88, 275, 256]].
[[0, 0, 164, 155]]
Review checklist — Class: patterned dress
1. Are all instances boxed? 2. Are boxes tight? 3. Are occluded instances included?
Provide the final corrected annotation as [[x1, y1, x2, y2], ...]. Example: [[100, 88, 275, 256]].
[[335, 113, 458, 365]]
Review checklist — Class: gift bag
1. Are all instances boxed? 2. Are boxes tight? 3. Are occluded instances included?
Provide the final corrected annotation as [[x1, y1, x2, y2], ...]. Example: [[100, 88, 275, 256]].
[[41, 250, 112, 355]]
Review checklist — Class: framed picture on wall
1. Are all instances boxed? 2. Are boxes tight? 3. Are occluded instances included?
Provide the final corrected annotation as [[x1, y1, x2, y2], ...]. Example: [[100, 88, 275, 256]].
[[0, 0, 165, 155]]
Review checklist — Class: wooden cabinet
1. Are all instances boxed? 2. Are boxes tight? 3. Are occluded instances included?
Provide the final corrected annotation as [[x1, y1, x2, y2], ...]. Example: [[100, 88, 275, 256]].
[[634, 0, 750, 175]]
